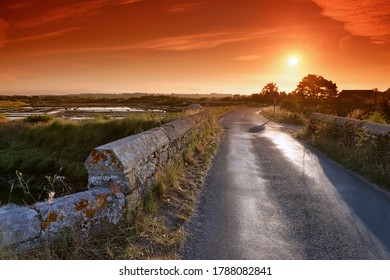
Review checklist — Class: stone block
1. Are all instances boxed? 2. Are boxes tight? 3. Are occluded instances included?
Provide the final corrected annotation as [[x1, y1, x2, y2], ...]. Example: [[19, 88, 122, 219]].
[[362, 122, 390, 136], [0, 205, 41, 247], [34, 187, 124, 240], [191, 109, 211, 124], [310, 113, 337, 124], [135, 162, 157, 185]]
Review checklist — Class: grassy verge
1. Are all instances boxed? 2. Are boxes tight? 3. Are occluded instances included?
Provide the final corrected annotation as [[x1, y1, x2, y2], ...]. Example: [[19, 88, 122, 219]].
[[261, 106, 390, 190], [299, 122, 390, 190], [0, 107, 233, 259], [260, 107, 308, 126]]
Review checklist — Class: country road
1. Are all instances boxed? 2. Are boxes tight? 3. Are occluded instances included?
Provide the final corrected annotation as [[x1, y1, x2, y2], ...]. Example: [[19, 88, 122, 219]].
[[180, 108, 390, 259]]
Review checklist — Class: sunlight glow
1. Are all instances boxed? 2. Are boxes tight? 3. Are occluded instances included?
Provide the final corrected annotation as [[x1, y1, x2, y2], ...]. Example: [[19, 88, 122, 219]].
[[288, 56, 299, 67]]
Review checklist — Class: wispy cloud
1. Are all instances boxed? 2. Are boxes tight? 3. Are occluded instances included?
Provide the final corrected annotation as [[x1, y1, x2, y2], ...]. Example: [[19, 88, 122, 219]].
[[119, 0, 142, 4], [312, 0, 390, 43], [134, 30, 274, 51], [14, 0, 110, 29], [8, 27, 79, 45], [167, 2, 205, 13], [0, 19, 10, 48], [232, 55, 261, 61], [11, 29, 276, 56]]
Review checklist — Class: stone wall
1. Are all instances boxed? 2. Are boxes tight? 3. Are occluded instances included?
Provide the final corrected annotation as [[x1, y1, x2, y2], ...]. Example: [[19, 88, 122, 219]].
[[0, 109, 212, 251], [310, 112, 390, 137], [309, 112, 390, 153]]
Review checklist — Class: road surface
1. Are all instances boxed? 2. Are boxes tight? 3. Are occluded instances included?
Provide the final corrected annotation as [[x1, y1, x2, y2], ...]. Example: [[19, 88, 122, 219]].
[[180, 108, 390, 259]]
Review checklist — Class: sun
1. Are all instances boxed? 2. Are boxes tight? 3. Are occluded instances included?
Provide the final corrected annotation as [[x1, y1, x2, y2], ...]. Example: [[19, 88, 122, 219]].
[[288, 56, 299, 67]]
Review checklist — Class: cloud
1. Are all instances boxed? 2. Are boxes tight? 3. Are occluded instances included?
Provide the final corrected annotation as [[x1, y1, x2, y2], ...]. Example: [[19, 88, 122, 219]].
[[0, 19, 10, 48], [119, 0, 142, 4], [134, 30, 275, 51], [9, 27, 79, 45], [312, 0, 390, 43], [232, 55, 261, 61], [13, 29, 276, 57], [14, 0, 110, 29], [167, 2, 205, 13]]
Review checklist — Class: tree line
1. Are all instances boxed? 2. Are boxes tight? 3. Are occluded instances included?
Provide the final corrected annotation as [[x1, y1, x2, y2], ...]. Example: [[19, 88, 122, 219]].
[[252, 74, 390, 122]]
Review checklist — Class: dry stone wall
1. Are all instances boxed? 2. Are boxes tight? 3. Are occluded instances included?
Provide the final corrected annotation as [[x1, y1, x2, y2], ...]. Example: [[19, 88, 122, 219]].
[[310, 113, 390, 137], [0, 109, 212, 251], [309, 112, 390, 152]]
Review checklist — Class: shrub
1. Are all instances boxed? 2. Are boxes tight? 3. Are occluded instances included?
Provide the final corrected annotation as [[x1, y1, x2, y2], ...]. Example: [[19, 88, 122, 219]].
[[280, 99, 299, 112], [366, 111, 387, 124], [24, 114, 54, 123]]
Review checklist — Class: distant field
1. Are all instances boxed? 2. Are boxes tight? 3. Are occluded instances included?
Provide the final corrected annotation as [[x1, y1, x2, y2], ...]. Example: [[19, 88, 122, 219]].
[[0, 101, 29, 107]]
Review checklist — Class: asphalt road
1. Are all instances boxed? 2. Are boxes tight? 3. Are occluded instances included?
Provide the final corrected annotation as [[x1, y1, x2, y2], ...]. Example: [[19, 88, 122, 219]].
[[180, 108, 390, 259]]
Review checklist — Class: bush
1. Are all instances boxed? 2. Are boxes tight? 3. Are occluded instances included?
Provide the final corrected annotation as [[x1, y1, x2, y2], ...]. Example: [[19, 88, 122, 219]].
[[280, 100, 299, 112], [24, 114, 54, 123], [366, 111, 387, 124]]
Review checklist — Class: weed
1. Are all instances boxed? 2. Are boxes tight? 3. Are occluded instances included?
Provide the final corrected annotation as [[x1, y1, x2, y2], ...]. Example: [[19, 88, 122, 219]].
[[143, 189, 159, 214]]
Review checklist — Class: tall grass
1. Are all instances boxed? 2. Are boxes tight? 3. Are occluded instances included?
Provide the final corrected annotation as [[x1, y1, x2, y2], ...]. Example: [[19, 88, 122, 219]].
[[261, 107, 308, 126], [0, 113, 182, 193], [301, 122, 390, 189]]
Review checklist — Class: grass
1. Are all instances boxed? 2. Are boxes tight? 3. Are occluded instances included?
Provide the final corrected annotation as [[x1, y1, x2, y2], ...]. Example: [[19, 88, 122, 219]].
[[300, 122, 390, 190], [261, 107, 308, 126], [0, 114, 7, 122], [263, 105, 390, 190], [0, 107, 229, 260], [0, 112, 184, 200], [0, 101, 29, 107]]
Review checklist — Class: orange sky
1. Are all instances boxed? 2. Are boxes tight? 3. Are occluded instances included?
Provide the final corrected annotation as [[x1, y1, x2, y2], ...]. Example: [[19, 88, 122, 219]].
[[1, 0, 390, 94]]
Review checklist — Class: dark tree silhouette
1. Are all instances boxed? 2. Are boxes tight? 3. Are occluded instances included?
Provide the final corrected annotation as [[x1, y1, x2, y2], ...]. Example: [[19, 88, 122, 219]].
[[295, 74, 338, 98], [261, 82, 279, 103]]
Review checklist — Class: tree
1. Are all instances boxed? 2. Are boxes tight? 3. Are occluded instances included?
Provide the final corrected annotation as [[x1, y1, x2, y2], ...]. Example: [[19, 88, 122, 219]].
[[261, 82, 279, 103], [295, 74, 338, 98]]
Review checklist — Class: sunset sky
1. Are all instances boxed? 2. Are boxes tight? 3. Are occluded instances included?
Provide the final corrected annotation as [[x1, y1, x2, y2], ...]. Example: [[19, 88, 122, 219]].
[[1, 0, 390, 95]]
